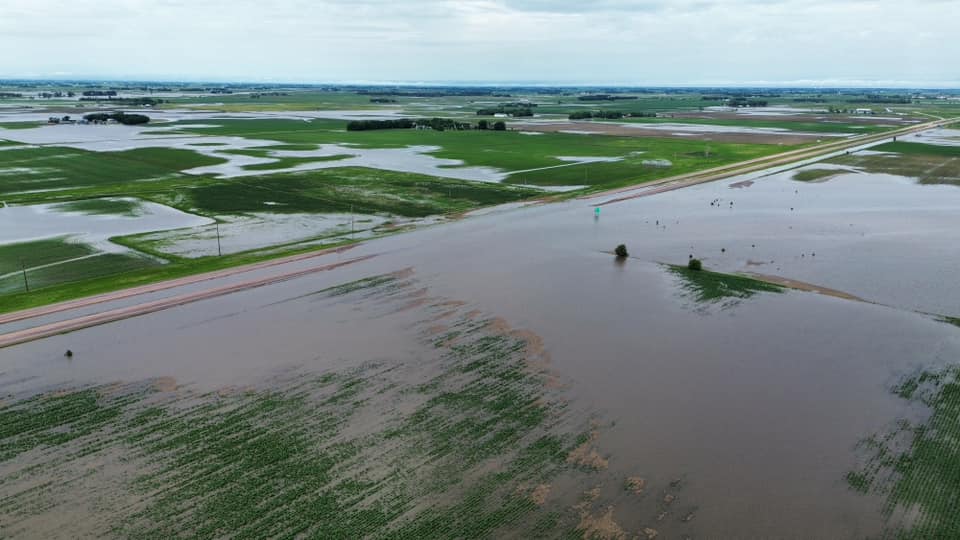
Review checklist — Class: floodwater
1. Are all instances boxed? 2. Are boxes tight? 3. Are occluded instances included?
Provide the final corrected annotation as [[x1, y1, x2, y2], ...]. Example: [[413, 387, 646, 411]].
[[136, 212, 408, 257], [900, 127, 960, 147], [4, 142, 960, 537], [0, 198, 211, 251], [0, 121, 574, 185], [590, 164, 960, 315], [187, 143, 508, 181]]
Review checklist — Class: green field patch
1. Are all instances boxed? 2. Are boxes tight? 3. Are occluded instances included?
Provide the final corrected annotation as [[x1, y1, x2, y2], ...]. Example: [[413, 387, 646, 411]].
[[666, 264, 784, 310], [872, 141, 960, 158], [241, 154, 353, 171], [188, 167, 539, 217], [0, 146, 227, 196], [176, 119, 782, 185], [613, 116, 885, 134], [830, 145, 960, 186], [792, 168, 847, 182], [0, 237, 95, 276], [53, 197, 143, 216], [509, 137, 779, 187], [0, 122, 44, 130], [0, 252, 160, 294], [848, 364, 960, 538]]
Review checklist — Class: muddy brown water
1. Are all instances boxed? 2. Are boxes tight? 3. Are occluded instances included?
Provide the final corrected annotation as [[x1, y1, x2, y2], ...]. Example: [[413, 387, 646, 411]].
[[3, 161, 960, 537]]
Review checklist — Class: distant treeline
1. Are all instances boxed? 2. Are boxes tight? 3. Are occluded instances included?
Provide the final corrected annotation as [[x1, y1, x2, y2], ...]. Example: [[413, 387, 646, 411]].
[[346, 117, 474, 132], [854, 94, 912, 104], [476, 103, 536, 117], [38, 91, 75, 98], [827, 107, 874, 114], [577, 94, 638, 101], [83, 112, 151, 125], [728, 97, 768, 107], [568, 111, 657, 120], [0, 92, 23, 98], [359, 89, 506, 98], [793, 98, 827, 103], [83, 90, 118, 97], [79, 97, 164, 106], [369, 98, 397, 103]]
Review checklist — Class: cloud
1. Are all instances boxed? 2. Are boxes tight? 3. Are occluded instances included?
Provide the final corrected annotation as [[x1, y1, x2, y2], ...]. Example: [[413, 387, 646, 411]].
[[0, 0, 956, 85]]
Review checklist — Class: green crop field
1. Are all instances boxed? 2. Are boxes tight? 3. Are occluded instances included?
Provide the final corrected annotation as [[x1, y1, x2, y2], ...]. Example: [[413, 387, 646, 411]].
[[0, 146, 225, 196], [52, 197, 143, 216], [184, 167, 539, 217], [241, 154, 354, 171], [847, 359, 960, 538], [667, 264, 784, 310], [830, 142, 960, 185], [0, 252, 159, 294], [792, 168, 846, 182], [168, 119, 787, 188], [0, 237, 160, 295], [0, 237, 96, 276], [612, 116, 891, 134]]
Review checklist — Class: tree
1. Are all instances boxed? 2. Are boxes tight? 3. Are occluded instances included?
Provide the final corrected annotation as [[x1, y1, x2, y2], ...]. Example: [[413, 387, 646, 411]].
[[493, 121, 506, 131], [478, 119, 489, 130], [687, 258, 702, 271], [614, 244, 628, 258]]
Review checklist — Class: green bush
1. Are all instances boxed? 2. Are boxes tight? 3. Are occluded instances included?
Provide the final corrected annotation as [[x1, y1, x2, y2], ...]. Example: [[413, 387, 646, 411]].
[[614, 244, 628, 258], [688, 258, 702, 271]]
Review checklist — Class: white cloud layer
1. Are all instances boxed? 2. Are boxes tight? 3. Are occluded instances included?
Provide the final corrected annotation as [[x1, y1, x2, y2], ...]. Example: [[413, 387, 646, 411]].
[[1, 0, 957, 86]]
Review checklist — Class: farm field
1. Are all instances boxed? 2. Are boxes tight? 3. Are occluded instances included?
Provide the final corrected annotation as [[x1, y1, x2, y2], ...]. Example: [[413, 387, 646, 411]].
[[3, 87, 960, 538], [3, 89, 872, 302], [0, 85, 954, 307], [6, 135, 960, 536], [6, 0, 960, 532]]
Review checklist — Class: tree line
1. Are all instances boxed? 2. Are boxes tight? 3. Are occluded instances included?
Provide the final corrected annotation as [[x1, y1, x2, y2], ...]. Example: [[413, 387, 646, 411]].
[[346, 118, 506, 132], [728, 97, 768, 107], [476, 103, 536, 117], [347, 118, 474, 132], [577, 94, 638, 101], [568, 111, 657, 120], [83, 112, 151, 125], [79, 97, 164, 106]]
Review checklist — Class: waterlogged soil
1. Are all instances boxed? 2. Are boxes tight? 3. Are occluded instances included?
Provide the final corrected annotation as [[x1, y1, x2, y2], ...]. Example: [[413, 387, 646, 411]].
[[4, 141, 960, 537], [132, 212, 402, 257], [189, 143, 507, 181], [0, 199, 211, 252], [512, 120, 831, 145]]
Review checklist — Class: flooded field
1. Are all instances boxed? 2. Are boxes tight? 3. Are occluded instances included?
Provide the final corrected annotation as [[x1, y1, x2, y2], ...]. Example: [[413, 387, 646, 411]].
[[133, 212, 408, 257], [3, 133, 960, 537], [0, 198, 210, 250], [1, 84, 958, 538]]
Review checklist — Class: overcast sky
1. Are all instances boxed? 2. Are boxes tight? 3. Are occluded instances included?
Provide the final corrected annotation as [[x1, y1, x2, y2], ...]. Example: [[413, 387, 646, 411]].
[[1, 0, 957, 86]]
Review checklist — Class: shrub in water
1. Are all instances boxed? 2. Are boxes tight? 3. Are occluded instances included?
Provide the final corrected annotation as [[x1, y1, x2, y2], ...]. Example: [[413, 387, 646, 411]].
[[614, 244, 628, 258]]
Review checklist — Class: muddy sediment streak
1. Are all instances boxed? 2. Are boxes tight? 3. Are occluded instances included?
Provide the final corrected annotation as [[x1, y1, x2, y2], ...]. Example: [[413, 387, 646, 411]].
[[0, 269, 695, 539]]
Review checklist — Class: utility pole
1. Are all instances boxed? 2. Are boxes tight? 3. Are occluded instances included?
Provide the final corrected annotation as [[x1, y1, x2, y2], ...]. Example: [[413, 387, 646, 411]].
[[215, 222, 222, 256], [19, 257, 29, 292]]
